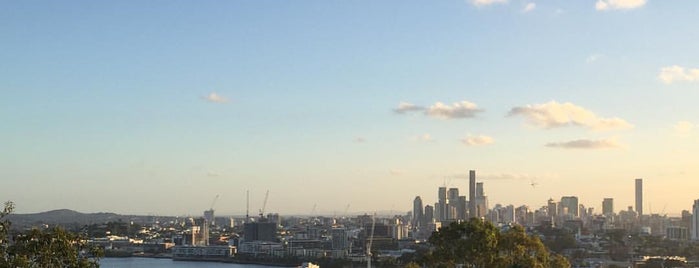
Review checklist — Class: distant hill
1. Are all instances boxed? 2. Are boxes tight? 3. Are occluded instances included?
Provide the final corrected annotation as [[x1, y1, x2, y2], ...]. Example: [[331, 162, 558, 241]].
[[5, 209, 167, 230]]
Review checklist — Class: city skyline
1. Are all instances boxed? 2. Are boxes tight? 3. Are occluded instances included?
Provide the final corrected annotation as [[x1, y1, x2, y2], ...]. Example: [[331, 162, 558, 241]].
[[2, 1, 699, 216]]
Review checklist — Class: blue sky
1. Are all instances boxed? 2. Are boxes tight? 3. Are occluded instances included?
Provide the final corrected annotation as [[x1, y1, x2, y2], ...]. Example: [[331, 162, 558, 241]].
[[2, 0, 699, 216]]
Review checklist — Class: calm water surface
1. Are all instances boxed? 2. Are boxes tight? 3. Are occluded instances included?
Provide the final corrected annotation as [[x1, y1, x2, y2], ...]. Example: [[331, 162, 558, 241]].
[[100, 257, 279, 268]]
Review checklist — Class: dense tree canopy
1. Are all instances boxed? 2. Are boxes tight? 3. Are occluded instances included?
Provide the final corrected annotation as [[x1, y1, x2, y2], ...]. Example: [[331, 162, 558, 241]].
[[425, 218, 570, 268], [1, 201, 102, 268]]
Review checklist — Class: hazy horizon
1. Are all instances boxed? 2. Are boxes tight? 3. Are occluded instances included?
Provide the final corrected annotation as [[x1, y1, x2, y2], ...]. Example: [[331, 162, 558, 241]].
[[2, 1, 699, 216]]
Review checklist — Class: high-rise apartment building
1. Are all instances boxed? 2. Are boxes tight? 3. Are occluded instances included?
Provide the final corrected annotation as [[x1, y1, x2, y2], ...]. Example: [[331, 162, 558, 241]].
[[692, 200, 699, 240], [469, 170, 476, 218], [635, 178, 643, 216], [603, 198, 614, 215]]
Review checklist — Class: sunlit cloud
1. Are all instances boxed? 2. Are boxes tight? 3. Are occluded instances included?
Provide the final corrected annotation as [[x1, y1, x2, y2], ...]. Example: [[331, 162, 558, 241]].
[[426, 101, 483, 119], [203, 92, 229, 103], [522, 2, 536, 13], [393, 102, 425, 114], [674, 121, 695, 137], [470, 0, 508, 7], [545, 138, 622, 149], [595, 0, 646, 11], [659, 65, 699, 84], [508, 101, 633, 131], [461, 135, 494, 146]]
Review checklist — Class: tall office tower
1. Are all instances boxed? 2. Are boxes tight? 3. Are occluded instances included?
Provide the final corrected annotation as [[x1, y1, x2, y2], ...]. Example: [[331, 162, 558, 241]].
[[635, 178, 643, 216], [457, 196, 467, 220], [475, 182, 489, 218], [692, 200, 699, 240], [469, 170, 476, 218], [424, 205, 434, 224], [547, 198, 557, 217], [438, 187, 447, 221], [413, 196, 424, 228], [603, 198, 614, 215], [560, 196, 579, 217], [476, 182, 484, 197], [447, 188, 459, 220]]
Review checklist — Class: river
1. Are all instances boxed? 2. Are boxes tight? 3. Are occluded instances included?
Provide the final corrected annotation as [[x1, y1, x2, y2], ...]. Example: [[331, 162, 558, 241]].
[[99, 257, 280, 268]]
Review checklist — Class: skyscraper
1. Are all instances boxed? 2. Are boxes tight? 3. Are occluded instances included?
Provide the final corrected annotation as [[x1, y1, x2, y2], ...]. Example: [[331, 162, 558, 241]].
[[469, 170, 476, 218], [603, 198, 614, 216], [447, 188, 459, 220], [635, 178, 643, 216], [560, 196, 579, 217], [692, 200, 699, 240], [547, 198, 557, 218], [413, 196, 423, 228], [424, 205, 434, 223], [475, 182, 488, 218], [437, 187, 447, 221]]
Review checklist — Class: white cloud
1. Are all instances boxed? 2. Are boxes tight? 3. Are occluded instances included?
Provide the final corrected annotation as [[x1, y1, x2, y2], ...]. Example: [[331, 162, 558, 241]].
[[389, 169, 404, 176], [426, 101, 483, 119], [545, 138, 621, 149], [353, 137, 366, 143], [595, 0, 646, 11], [413, 133, 434, 142], [586, 54, 603, 63], [470, 0, 508, 7], [203, 92, 228, 103], [508, 101, 633, 131], [659, 65, 699, 84], [522, 2, 536, 13], [674, 121, 694, 137], [461, 135, 494, 146], [393, 102, 425, 114]]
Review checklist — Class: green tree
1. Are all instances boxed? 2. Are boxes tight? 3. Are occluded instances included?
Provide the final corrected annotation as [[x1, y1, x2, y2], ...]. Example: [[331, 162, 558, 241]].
[[428, 218, 499, 267], [1, 201, 103, 268], [426, 219, 570, 268]]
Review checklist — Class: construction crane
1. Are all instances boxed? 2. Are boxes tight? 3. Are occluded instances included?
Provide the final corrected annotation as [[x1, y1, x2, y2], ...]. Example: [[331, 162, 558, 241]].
[[310, 203, 317, 216], [210, 194, 219, 211], [367, 213, 376, 268], [259, 190, 269, 219]]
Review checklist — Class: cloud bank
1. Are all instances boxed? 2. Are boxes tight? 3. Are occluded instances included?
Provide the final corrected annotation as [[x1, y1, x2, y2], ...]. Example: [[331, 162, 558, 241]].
[[659, 65, 699, 84], [595, 0, 646, 11], [545, 138, 621, 149], [508, 101, 632, 131]]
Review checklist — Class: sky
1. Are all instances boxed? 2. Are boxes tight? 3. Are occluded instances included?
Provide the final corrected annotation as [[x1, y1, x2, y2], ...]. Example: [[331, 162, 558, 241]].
[[2, 0, 699, 216]]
